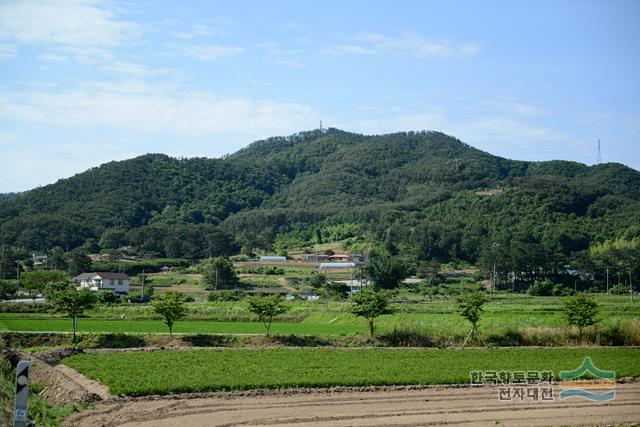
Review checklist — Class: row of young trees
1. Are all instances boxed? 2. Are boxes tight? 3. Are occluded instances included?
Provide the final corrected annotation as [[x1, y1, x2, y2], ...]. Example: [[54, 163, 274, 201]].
[[150, 287, 600, 342]]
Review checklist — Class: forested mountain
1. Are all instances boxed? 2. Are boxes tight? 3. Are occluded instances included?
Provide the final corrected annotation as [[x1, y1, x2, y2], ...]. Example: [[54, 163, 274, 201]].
[[0, 193, 19, 203], [1, 129, 639, 282]]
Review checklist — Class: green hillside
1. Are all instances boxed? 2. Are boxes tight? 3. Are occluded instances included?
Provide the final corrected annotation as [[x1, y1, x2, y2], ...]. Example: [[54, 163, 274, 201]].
[[0, 129, 638, 285]]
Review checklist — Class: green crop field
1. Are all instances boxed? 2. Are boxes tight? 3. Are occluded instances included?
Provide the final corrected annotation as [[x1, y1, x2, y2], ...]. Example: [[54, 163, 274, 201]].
[[63, 347, 640, 396], [0, 318, 366, 335], [1, 294, 638, 337]]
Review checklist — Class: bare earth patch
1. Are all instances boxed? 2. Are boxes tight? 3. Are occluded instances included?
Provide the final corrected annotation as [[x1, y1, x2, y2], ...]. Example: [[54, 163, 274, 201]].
[[53, 364, 110, 400], [20, 351, 103, 406], [64, 383, 640, 426]]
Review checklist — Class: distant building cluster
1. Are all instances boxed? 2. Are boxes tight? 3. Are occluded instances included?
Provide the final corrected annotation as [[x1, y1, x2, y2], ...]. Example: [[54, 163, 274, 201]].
[[258, 253, 365, 267], [300, 253, 365, 264]]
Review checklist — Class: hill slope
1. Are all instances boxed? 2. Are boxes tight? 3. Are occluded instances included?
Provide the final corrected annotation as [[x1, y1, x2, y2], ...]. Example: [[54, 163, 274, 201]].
[[0, 129, 638, 267]]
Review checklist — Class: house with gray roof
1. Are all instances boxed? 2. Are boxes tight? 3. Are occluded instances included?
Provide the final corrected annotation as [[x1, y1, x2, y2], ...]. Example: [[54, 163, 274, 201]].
[[74, 272, 130, 295]]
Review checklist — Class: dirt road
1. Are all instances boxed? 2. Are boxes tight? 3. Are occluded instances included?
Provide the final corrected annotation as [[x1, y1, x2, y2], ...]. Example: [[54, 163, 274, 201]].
[[65, 383, 640, 427]]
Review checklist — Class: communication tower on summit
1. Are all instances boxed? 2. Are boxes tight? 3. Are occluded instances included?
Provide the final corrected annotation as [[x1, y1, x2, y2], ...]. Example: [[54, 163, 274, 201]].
[[597, 139, 601, 164]]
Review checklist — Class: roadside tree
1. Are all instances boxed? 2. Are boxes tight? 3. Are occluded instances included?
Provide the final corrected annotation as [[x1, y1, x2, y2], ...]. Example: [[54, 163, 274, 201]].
[[48, 285, 98, 342], [247, 294, 288, 337], [456, 291, 489, 346], [153, 292, 188, 336], [563, 293, 599, 338], [350, 289, 394, 336]]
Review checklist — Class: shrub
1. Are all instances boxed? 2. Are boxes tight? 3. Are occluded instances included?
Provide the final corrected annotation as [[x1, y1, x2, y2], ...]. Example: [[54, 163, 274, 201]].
[[321, 282, 350, 300], [79, 333, 146, 348], [0, 280, 18, 301], [378, 329, 433, 347], [98, 290, 118, 304], [528, 280, 555, 296], [207, 290, 245, 302], [182, 334, 240, 347], [610, 283, 630, 295], [0, 302, 53, 313], [270, 335, 332, 347]]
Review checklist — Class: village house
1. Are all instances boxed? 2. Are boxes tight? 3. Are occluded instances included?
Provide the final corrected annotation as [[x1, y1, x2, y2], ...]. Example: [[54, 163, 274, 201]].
[[74, 272, 131, 295], [301, 253, 365, 264], [299, 253, 330, 262], [32, 252, 48, 268], [329, 254, 351, 262]]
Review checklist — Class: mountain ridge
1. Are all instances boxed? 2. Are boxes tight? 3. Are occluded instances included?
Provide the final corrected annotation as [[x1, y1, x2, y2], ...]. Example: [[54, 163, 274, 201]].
[[0, 129, 638, 265]]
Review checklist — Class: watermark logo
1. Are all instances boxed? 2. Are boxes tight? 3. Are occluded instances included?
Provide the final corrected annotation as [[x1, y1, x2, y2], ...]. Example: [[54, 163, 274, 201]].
[[470, 370, 555, 402], [559, 357, 615, 401]]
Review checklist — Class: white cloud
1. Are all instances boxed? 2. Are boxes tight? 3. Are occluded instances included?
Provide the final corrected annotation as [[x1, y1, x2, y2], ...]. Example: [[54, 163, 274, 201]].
[[173, 32, 194, 40], [192, 23, 220, 37], [36, 53, 68, 62], [0, 80, 320, 191], [0, 130, 21, 145], [273, 58, 304, 68], [327, 44, 376, 55], [98, 61, 179, 78], [0, 43, 17, 59], [330, 32, 481, 59], [483, 100, 549, 117], [182, 44, 245, 61], [0, 137, 138, 192], [173, 23, 225, 40], [256, 41, 304, 67], [0, 81, 315, 139], [56, 45, 115, 64], [0, 0, 149, 76], [282, 22, 304, 30], [0, 0, 141, 48]]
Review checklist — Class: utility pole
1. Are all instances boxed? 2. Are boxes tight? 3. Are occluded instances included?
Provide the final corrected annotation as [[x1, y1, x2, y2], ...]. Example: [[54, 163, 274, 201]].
[[350, 267, 354, 296], [141, 269, 145, 297], [16, 262, 20, 281], [606, 267, 610, 294], [630, 271, 634, 302], [215, 266, 218, 291], [491, 261, 497, 299]]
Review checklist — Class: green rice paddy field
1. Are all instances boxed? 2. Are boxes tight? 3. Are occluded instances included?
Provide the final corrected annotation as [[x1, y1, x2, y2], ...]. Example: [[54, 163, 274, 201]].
[[63, 347, 640, 396]]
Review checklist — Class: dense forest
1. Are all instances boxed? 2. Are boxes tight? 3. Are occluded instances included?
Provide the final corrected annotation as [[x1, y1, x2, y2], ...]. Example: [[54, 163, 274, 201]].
[[1, 129, 639, 288]]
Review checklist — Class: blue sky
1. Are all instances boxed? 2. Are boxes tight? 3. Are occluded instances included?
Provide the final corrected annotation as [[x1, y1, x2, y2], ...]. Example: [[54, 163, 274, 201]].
[[1, 0, 639, 192]]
